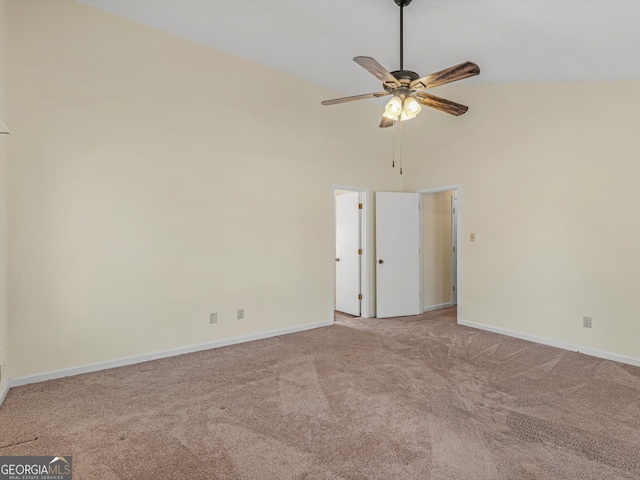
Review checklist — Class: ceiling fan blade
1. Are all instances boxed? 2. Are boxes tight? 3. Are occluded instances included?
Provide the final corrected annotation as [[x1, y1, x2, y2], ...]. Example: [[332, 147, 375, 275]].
[[410, 61, 480, 91], [379, 116, 395, 128], [414, 92, 469, 116], [321, 91, 390, 106], [353, 56, 400, 88]]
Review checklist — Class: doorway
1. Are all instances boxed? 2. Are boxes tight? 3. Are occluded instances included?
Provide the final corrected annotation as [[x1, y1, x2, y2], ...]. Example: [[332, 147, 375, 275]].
[[332, 185, 370, 319], [417, 186, 459, 312]]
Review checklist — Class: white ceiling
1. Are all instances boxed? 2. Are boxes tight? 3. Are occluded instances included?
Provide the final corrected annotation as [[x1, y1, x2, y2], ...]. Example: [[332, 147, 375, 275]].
[[77, 0, 640, 98]]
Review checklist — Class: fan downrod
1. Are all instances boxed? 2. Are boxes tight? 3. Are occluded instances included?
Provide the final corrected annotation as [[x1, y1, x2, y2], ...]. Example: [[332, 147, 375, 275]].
[[394, 0, 412, 70]]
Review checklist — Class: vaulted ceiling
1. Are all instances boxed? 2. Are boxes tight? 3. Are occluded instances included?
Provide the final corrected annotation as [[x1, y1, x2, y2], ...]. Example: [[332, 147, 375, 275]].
[[78, 0, 640, 98]]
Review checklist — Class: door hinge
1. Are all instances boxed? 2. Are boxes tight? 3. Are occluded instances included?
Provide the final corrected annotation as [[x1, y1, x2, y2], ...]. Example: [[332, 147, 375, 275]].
[[453, 285, 456, 292], [358, 294, 363, 300], [358, 203, 363, 210], [453, 246, 456, 253], [453, 207, 456, 213], [358, 248, 362, 255]]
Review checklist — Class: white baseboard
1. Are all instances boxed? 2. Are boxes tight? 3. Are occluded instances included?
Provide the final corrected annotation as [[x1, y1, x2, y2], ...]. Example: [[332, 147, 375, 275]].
[[8, 320, 333, 389], [423, 302, 454, 313], [368, 311, 376, 318], [458, 318, 640, 368], [0, 383, 9, 406]]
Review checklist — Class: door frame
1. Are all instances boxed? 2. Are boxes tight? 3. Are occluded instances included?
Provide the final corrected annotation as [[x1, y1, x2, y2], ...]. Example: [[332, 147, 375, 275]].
[[332, 184, 370, 319], [416, 184, 461, 319], [451, 195, 458, 305]]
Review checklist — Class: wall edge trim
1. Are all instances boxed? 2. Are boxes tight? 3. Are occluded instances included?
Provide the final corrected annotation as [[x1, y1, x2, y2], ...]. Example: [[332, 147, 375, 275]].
[[458, 318, 640, 368], [0, 384, 9, 407], [8, 320, 333, 389], [423, 302, 454, 313]]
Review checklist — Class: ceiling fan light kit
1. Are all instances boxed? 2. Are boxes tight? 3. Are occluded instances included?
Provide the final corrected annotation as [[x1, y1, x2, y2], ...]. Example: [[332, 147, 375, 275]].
[[321, 0, 480, 127]]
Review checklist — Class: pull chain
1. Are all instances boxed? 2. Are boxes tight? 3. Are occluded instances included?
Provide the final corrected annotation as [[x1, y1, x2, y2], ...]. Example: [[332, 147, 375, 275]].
[[392, 120, 403, 174], [392, 124, 395, 168], [399, 119, 403, 175]]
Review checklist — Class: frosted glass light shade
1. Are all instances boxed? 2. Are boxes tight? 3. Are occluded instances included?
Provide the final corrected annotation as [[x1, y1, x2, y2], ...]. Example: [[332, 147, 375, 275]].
[[401, 97, 421, 121], [383, 96, 403, 120]]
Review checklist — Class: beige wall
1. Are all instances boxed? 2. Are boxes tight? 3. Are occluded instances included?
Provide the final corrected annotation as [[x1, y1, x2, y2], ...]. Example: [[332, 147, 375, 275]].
[[6, 0, 640, 382], [423, 190, 455, 308], [7, 0, 400, 379], [0, 0, 7, 389], [404, 81, 640, 359]]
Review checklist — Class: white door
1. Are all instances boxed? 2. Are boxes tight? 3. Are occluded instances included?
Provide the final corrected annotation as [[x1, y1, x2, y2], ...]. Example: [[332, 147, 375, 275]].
[[335, 192, 361, 315], [451, 196, 458, 305], [376, 192, 422, 318]]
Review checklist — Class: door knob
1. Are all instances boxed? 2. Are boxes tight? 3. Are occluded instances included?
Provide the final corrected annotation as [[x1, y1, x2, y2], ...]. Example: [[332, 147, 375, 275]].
[[335, 258, 340, 262], [378, 259, 384, 264]]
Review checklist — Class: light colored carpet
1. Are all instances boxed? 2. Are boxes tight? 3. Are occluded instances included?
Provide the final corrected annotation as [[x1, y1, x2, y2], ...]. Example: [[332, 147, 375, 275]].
[[1, 306, 639, 479]]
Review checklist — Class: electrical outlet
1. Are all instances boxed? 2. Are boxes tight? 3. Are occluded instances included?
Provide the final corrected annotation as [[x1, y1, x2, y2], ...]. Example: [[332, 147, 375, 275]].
[[237, 308, 244, 320], [209, 313, 217, 324], [583, 316, 592, 328]]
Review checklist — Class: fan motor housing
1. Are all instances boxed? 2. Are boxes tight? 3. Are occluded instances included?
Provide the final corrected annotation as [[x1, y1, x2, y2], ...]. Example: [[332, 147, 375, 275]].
[[394, 0, 413, 6], [391, 70, 419, 82], [384, 70, 420, 93]]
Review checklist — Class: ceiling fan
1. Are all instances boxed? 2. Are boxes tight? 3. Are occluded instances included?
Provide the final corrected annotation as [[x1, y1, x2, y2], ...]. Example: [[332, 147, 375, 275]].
[[321, 0, 480, 127]]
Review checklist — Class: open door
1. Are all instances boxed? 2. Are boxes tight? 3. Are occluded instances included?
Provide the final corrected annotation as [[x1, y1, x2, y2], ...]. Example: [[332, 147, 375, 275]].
[[335, 192, 361, 316], [376, 192, 422, 318]]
